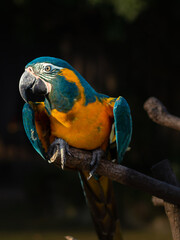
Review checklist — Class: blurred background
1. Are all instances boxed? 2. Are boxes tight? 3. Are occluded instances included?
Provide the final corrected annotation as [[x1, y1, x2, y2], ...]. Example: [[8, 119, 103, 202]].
[[0, 0, 180, 239]]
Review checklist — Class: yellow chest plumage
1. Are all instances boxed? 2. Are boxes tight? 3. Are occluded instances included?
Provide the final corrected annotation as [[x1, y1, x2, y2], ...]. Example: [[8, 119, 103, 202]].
[[49, 98, 114, 150]]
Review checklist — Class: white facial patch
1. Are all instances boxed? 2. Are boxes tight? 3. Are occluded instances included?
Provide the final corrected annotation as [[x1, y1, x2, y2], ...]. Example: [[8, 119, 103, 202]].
[[42, 63, 64, 72]]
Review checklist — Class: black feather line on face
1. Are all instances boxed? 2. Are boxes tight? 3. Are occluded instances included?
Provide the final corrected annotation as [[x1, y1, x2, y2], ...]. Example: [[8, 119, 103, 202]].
[[32, 63, 62, 82]]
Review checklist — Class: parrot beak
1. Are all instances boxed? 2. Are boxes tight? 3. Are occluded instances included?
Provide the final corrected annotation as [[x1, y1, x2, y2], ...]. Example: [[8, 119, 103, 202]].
[[19, 70, 49, 102]]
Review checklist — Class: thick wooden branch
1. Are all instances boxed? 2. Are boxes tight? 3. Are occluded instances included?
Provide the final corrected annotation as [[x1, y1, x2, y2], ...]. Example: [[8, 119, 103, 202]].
[[152, 160, 180, 240], [144, 97, 180, 131], [53, 147, 180, 206]]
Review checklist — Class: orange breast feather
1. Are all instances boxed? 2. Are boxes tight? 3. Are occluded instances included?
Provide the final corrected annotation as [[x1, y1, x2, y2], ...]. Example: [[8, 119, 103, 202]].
[[50, 98, 114, 150]]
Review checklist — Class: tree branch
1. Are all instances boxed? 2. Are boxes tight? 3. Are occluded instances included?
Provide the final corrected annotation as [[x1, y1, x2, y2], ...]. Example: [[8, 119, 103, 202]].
[[151, 160, 180, 240], [152, 196, 164, 207], [53, 147, 180, 205], [144, 97, 180, 131]]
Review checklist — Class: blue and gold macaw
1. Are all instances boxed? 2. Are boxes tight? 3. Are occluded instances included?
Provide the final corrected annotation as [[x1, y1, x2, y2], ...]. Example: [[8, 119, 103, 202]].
[[19, 57, 132, 240]]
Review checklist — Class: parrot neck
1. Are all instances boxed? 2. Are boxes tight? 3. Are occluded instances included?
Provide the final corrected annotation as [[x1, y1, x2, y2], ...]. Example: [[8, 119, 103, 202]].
[[73, 69, 110, 106]]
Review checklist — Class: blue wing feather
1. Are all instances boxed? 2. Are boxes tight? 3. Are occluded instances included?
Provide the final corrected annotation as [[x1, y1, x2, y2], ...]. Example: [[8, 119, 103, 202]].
[[22, 103, 46, 159], [113, 96, 132, 163]]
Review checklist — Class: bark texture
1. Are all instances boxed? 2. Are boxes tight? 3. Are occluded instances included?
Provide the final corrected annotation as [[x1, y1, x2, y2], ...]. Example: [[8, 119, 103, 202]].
[[152, 160, 180, 240], [52, 148, 180, 205], [144, 97, 180, 131]]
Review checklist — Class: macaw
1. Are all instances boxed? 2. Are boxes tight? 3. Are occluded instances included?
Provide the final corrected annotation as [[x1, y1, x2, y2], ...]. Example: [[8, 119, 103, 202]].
[[19, 57, 132, 240]]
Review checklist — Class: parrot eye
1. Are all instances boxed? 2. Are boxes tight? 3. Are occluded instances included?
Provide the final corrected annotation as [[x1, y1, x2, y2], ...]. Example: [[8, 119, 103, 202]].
[[44, 65, 52, 72]]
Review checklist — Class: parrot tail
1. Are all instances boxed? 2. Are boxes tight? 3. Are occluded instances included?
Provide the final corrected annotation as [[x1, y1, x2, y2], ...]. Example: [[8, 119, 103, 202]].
[[79, 171, 123, 240]]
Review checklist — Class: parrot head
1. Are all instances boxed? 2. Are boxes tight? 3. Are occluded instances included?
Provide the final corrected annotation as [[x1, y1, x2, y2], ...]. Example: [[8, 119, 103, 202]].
[[19, 57, 74, 103], [19, 56, 100, 113]]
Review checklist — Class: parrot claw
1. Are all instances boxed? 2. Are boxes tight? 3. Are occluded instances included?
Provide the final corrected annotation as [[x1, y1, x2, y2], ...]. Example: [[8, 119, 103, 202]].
[[47, 138, 71, 169], [87, 149, 104, 180]]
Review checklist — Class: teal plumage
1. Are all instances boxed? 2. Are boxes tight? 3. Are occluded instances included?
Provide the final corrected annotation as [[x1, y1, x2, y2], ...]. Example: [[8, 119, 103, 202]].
[[22, 103, 46, 158], [113, 97, 132, 162]]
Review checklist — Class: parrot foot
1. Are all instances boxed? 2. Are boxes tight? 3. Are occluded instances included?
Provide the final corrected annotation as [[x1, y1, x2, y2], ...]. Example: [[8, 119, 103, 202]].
[[47, 138, 71, 169], [87, 149, 104, 180]]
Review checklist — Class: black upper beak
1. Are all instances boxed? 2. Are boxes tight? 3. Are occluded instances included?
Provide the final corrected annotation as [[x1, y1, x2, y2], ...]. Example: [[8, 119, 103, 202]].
[[19, 71, 48, 102]]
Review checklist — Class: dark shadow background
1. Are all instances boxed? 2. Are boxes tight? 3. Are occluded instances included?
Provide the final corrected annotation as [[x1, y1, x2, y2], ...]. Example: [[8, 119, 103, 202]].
[[0, 0, 180, 234]]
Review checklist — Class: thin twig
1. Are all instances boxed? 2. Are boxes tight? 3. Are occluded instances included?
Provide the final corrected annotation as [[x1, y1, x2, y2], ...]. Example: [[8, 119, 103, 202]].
[[144, 97, 180, 131]]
